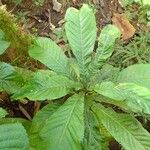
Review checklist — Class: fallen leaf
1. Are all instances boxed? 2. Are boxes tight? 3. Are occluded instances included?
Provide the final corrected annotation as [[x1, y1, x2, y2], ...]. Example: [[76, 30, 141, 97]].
[[52, 0, 62, 12], [112, 13, 136, 40], [93, 0, 100, 4], [72, 0, 77, 4]]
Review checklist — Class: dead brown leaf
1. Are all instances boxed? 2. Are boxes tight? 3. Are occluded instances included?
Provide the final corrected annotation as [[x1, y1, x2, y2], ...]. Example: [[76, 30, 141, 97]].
[[72, 0, 77, 4], [52, 0, 62, 12], [93, 0, 99, 4], [112, 13, 136, 40]]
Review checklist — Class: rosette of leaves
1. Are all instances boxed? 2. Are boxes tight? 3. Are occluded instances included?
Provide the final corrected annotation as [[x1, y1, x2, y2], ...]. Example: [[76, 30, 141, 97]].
[[1, 4, 150, 150]]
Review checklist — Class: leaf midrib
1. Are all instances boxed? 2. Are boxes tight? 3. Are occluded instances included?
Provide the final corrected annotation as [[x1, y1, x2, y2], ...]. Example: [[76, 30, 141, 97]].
[[56, 98, 80, 148], [34, 42, 68, 74], [98, 107, 146, 150]]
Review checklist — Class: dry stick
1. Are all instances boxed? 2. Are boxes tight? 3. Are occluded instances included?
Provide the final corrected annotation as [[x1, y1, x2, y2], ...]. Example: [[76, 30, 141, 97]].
[[34, 102, 41, 115], [19, 104, 32, 120]]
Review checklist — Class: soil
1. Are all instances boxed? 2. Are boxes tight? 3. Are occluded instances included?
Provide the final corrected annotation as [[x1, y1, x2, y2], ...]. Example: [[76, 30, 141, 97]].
[[3, 0, 123, 35]]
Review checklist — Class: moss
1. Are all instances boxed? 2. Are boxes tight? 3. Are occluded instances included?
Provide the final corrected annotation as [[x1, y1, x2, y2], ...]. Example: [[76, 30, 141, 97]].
[[0, 5, 33, 54]]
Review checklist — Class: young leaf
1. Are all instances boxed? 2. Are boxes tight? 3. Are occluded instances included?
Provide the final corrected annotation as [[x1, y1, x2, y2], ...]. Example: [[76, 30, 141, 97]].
[[40, 93, 85, 150], [0, 123, 29, 150], [12, 70, 81, 101], [90, 64, 120, 86], [65, 4, 96, 75], [117, 64, 150, 89], [0, 108, 7, 118], [29, 37, 71, 76], [92, 104, 150, 150], [0, 62, 25, 93], [93, 82, 150, 114], [90, 25, 121, 71]]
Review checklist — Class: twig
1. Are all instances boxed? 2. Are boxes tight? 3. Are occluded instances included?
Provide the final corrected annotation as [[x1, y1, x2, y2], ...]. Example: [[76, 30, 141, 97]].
[[19, 104, 32, 120]]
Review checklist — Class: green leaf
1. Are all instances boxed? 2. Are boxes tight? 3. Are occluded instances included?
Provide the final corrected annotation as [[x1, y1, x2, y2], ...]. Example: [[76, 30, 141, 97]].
[[0, 118, 31, 136], [0, 108, 7, 118], [65, 4, 96, 75], [31, 102, 61, 133], [117, 64, 150, 89], [30, 103, 60, 150], [94, 82, 124, 101], [115, 83, 150, 114], [90, 25, 120, 71], [69, 58, 81, 80], [29, 37, 70, 76], [12, 70, 81, 101], [0, 123, 29, 150], [142, 0, 150, 5], [94, 82, 150, 114], [0, 62, 25, 93], [32, 103, 60, 129], [40, 93, 85, 150], [92, 103, 150, 150], [83, 104, 102, 150], [14, 67, 33, 82], [96, 25, 121, 61], [90, 64, 120, 86]]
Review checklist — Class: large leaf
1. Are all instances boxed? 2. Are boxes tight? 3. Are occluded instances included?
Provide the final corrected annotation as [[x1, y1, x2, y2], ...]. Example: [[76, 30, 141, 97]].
[[31, 103, 61, 132], [30, 103, 60, 150], [12, 70, 81, 101], [65, 4, 96, 75], [115, 83, 150, 114], [117, 64, 150, 89], [32, 103, 60, 130], [0, 108, 7, 118], [93, 82, 124, 101], [0, 118, 31, 137], [89, 25, 121, 71], [83, 104, 102, 150], [29, 37, 71, 76], [92, 103, 150, 150], [0, 123, 29, 150], [40, 93, 85, 150], [0, 62, 25, 93], [94, 82, 150, 114]]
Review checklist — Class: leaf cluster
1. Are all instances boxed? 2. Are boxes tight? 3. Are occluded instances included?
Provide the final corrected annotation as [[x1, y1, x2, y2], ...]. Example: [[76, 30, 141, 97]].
[[1, 4, 150, 150]]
